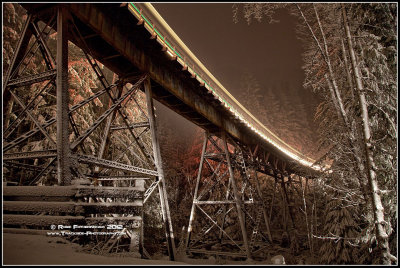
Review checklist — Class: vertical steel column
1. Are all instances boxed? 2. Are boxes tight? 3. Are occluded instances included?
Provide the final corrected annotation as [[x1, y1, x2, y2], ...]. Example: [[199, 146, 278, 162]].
[[281, 175, 296, 230], [96, 82, 123, 164], [185, 131, 208, 249], [56, 6, 72, 185], [218, 174, 232, 241], [130, 179, 145, 256], [221, 132, 251, 260], [253, 171, 272, 242], [144, 77, 176, 261], [268, 177, 278, 224]]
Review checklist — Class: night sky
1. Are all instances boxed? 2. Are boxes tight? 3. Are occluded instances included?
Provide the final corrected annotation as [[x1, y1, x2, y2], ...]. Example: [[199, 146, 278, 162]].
[[152, 3, 321, 147]]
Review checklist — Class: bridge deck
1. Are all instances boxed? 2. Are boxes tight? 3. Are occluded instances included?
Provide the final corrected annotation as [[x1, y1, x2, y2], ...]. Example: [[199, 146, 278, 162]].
[[20, 3, 319, 176]]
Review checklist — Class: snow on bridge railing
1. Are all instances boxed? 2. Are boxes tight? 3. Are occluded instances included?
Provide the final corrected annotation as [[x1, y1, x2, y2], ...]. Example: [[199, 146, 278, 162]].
[[127, 3, 324, 172]]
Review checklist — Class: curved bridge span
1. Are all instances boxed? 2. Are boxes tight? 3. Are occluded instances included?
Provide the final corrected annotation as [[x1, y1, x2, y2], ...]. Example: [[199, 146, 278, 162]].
[[130, 3, 320, 174], [20, 3, 321, 176], [4, 3, 326, 261]]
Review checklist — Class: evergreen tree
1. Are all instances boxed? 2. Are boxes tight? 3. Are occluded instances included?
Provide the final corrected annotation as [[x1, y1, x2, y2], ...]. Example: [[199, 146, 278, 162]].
[[233, 3, 397, 264]]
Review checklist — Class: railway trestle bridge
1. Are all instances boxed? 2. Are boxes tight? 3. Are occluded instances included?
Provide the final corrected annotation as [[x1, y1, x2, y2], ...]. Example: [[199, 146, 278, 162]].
[[3, 3, 324, 261]]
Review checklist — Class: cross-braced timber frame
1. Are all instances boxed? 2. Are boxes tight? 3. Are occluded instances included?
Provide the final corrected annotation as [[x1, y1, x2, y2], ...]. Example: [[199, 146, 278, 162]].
[[3, 6, 176, 260]]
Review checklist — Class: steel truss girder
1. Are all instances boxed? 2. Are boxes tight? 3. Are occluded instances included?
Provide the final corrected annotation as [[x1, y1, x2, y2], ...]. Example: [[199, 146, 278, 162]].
[[4, 6, 176, 261], [69, 16, 155, 168], [71, 154, 158, 177], [4, 79, 54, 140], [29, 158, 57, 186], [3, 117, 56, 152], [3, 150, 57, 160], [30, 19, 56, 69], [7, 69, 57, 88], [144, 78, 177, 260], [4, 160, 57, 174], [95, 177, 150, 181], [111, 122, 150, 131], [69, 86, 114, 113], [70, 75, 146, 150], [188, 206, 235, 248], [3, 81, 112, 152], [8, 88, 56, 146], [186, 131, 274, 260], [195, 204, 246, 254], [3, 13, 46, 92]]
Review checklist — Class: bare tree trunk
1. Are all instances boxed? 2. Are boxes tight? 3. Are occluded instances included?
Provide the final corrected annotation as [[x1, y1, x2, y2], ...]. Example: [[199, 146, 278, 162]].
[[297, 4, 370, 204], [268, 177, 277, 225], [340, 39, 355, 102], [312, 4, 349, 127], [341, 4, 396, 265], [301, 177, 313, 255]]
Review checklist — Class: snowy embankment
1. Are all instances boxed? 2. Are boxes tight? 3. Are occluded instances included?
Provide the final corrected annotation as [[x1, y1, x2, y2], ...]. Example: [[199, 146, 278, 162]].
[[3, 233, 187, 265]]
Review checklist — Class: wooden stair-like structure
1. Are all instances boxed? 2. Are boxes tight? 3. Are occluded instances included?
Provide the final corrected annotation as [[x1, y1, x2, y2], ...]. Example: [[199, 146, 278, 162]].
[[3, 179, 145, 254]]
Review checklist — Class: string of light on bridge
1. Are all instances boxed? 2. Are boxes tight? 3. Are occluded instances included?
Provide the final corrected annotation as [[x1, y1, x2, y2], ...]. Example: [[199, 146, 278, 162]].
[[128, 3, 326, 172]]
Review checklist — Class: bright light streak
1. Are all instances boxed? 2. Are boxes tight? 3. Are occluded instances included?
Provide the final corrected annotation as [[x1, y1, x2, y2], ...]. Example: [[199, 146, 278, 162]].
[[128, 3, 324, 172]]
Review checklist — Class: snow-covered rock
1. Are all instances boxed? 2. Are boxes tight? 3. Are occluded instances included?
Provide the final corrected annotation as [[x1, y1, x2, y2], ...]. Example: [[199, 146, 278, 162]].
[[271, 255, 285, 264]]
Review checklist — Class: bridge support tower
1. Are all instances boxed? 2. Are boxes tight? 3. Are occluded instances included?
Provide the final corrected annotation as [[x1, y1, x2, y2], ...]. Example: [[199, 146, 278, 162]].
[[185, 131, 272, 260], [3, 5, 176, 260]]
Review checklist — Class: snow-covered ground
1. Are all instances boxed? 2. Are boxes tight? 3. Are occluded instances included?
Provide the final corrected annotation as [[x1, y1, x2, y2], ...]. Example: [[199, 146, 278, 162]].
[[3, 233, 293, 265], [3, 233, 187, 265]]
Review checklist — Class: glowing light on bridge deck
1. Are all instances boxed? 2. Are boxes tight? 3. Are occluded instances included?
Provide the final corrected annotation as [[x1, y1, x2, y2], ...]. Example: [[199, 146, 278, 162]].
[[166, 50, 174, 58], [128, 3, 324, 172]]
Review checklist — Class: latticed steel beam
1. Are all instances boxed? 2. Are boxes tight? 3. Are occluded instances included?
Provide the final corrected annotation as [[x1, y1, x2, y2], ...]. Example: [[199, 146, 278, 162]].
[[7, 69, 57, 88], [96, 177, 150, 181], [95, 135, 144, 176], [3, 117, 56, 152], [111, 122, 150, 131], [70, 76, 146, 150], [194, 200, 257, 205], [8, 89, 56, 146], [4, 79, 54, 139], [112, 134, 148, 167], [185, 131, 275, 260], [69, 86, 114, 113], [29, 158, 57, 186], [4, 161, 57, 174], [186, 131, 208, 251], [143, 179, 160, 204], [196, 168, 229, 201], [3, 150, 57, 160], [3, 85, 114, 152], [8, 13, 56, 81], [4, 5, 177, 260], [56, 6, 71, 185], [195, 204, 246, 254], [96, 83, 123, 167], [221, 131, 251, 259], [71, 154, 158, 176], [31, 20, 56, 69], [3, 14, 33, 92], [189, 206, 234, 248], [69, 17, 154, 167], [145, 78, 177, 261]]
